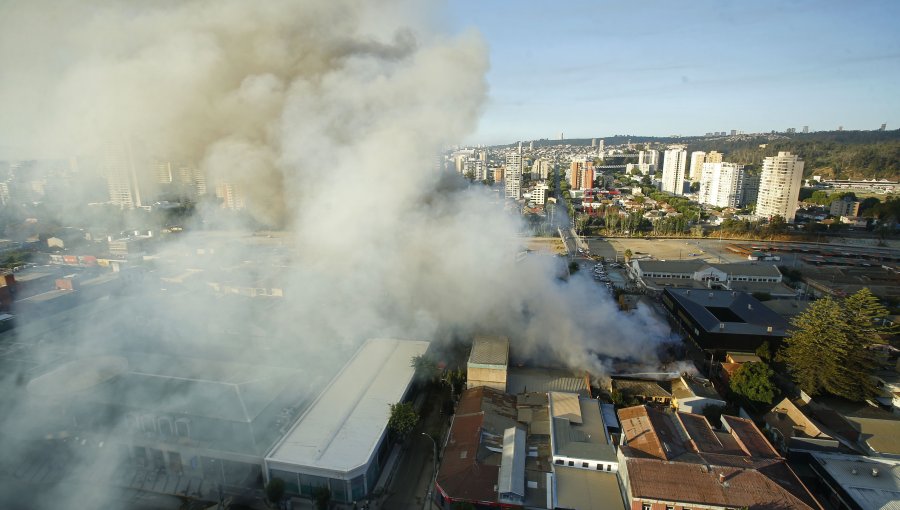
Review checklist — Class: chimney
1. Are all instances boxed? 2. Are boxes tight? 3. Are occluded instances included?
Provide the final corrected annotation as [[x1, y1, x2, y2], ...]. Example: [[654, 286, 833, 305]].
[[747, 304, 753, 311], [719, 323, 725, 330], [872, 467, 880, 477], [718, 473, 725, 484]]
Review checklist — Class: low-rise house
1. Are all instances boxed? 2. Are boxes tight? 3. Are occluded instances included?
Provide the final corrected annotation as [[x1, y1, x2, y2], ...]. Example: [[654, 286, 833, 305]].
[[617, 405, 821, 510], [670, 374, 726, 414], [763, 397, 841, 456], [609, 378, 673, 406]]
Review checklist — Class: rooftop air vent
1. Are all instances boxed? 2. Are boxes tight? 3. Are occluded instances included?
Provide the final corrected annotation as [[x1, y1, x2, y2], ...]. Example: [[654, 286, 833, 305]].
[[872, 468, 880, 477]]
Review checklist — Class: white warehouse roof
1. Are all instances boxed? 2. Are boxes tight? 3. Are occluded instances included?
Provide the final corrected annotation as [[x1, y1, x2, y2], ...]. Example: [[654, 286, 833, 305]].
[[266, 338, 429, 476]]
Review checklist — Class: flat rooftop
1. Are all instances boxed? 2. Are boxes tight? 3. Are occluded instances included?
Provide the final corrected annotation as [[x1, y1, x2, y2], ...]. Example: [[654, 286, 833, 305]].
[[549, 392, 616, 463], [468, 335, 509, 367], [266, 338, 428, 474], [554, 467, 624, 510], [664, 288, 789, 336], [812, 453, 900, 510]]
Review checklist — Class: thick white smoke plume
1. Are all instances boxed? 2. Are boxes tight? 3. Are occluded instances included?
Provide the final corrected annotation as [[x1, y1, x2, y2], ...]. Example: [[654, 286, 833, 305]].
[[0, 0, 670, 507]]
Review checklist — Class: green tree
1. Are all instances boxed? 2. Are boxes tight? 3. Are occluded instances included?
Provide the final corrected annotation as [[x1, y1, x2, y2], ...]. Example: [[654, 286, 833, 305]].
[[265, 478, 285, 506], [780, 297, 845, 397], [833, 288, 891, 400], [313, 487, 331, 510], [388, 402, 419, 437], [411, 354, 441, 384], [729, 362, 777, 405], [755, 341, 772, 363], [623, 249, 633, 261], [780, 290, 890, 401]]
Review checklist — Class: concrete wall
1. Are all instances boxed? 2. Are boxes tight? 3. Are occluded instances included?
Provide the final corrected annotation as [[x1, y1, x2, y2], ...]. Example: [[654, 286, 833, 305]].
[[466, 366, 507, 392]]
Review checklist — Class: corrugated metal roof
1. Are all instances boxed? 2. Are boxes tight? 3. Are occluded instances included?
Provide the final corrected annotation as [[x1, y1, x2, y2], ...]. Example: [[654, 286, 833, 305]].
[[468, 335, 509, 366], [506, 367, 588, 396], [498, 427, 526, 500]]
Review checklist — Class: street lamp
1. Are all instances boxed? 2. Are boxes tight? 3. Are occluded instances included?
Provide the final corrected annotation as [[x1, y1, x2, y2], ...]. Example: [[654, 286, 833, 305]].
[[421, 433, 437, 510]]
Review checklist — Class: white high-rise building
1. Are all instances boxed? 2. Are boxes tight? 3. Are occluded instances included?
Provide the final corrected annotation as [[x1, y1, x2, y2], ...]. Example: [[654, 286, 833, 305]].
[[505, 147, 522, 200], [531, 183, 548, 205], [698, 162, 748, 208], [101, 139, 145, 209], [661, 146, 687, 195], [688, 151, 706, 182], [636, 149, 659, 175], [755, 152, 804, 222]]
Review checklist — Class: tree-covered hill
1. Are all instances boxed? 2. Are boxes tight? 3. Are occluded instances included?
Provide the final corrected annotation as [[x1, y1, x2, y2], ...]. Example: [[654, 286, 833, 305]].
[[505, 130, 900, 181]]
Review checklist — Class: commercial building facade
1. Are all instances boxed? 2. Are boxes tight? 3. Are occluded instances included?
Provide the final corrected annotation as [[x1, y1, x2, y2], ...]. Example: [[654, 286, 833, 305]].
[[264, 338, 428, 503]]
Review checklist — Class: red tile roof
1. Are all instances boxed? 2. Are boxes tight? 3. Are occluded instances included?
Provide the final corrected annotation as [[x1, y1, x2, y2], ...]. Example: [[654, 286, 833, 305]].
[[626, 459, 818, 509], [435, 387, 518, 506], [617, 406, 821, 509]]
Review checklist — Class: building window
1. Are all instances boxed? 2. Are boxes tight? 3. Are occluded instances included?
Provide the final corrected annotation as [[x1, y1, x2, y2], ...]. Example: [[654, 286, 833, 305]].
[[606, 464, 611, 471], [175, 419, 190, 438], [582, 462, 589, 468], [568, 461, 574, 467], [642, 504, 651, 510], [596, 464, 603, 470], [555, 459, 563, 465]]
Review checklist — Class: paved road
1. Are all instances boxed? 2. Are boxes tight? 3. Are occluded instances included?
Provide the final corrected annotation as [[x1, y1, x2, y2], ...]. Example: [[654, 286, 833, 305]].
[[381, 388, 447, 510]]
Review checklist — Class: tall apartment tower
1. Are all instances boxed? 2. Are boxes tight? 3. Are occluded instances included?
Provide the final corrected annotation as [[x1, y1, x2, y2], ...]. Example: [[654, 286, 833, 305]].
[[569, 158, 594, 190], [215, 182, 245, 210], [705, 151, 723, 164], [698, 162, 748, 208], [504, 146, 523, 200], [688, 151, 706, 182], [755, 152, 804, 222], [661, 146, 688, 195], [101, 139, 145, 209]]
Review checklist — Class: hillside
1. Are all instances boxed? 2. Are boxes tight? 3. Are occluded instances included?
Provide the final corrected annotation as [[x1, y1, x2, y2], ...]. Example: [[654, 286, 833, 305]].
[[512, 130, 900, 181]]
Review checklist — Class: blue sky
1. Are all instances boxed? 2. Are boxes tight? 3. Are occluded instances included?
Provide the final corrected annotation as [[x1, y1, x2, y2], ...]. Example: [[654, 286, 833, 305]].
[[443, 0, 900, 145]]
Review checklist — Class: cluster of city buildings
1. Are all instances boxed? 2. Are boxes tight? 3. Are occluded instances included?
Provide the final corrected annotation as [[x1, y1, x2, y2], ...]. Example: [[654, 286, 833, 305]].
[[429, 334, 900, 510]]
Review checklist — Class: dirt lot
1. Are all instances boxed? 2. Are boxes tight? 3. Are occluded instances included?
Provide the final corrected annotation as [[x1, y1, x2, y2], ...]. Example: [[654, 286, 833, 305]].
[[585, 237, 749, 264], [524, 237, 567, 255]]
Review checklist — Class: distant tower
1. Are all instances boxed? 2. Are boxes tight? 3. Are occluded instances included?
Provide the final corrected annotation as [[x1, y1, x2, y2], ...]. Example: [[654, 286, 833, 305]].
[[559, 132, 564, 141], [688, 151, 706, 182], [591, 138, 597, 147], [802, 126, 809, 133], [155, 161, 173, 184], [880, 123, 887, 131], [838, 126, 844, 131], [529, 141, 534, 151], [101, 139, 144, 209], [505, 144, 523, 200], [661, 146, 688, 195], [755, 152, 804, 223]]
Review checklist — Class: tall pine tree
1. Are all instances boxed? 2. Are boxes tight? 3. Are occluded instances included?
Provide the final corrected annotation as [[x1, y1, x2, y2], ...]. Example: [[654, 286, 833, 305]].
[[781, 297, 846, 397], [782, 289, 892, 401]]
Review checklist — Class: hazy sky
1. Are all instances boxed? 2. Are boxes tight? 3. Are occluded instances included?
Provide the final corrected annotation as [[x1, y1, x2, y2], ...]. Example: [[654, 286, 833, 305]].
[[445, 0, 900, 145]]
